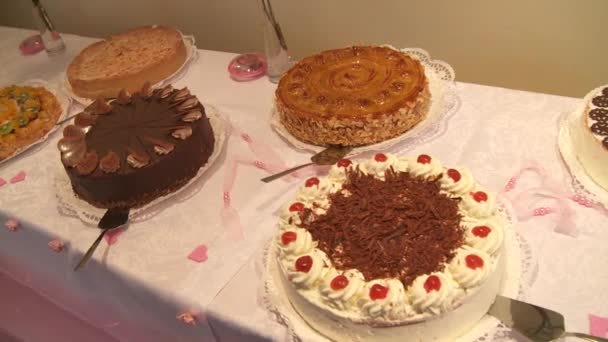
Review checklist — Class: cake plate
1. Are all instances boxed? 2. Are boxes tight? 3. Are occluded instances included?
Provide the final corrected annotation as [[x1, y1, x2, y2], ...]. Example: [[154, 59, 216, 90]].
[[270, 47, 461, 155], [62, 29, 199, 106], [261, 198, 538, 342], [54, 104, 227, 225], [558, 90, 608, 208], [0, 79, 72, 166]]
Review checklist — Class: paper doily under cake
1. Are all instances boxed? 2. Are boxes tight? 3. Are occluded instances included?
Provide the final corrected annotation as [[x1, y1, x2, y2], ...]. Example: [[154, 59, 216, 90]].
[[54, 104, 226, 225], [62, 32, 199, 106], [558, 95, 608, 208], [0, 79, 73, 166], [270, 46, 461, 155], [261, 198, 538, 342]]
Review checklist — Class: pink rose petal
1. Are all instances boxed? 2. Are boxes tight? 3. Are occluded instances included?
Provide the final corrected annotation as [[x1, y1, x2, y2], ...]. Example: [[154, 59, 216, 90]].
[[176, 312, 196, 326], [9, 171, 26, 184], [5, 218, 19, 232], [590, 314, 608, 338], [0, 177, 6, 187], [104, 228, 125, 245], [188, 244, 208, 263], [48, 239, 65, 253]]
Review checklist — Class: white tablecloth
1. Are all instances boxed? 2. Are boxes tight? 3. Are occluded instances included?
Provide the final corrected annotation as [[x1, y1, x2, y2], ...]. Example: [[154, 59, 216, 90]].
[[0, 26, 607, 341]]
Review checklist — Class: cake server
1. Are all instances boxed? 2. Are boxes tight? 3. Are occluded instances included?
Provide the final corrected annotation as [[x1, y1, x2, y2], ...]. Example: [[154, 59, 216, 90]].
[[74, 207, 130, 271], [489, 295, 608, 341], [261, 145, 352, 183]]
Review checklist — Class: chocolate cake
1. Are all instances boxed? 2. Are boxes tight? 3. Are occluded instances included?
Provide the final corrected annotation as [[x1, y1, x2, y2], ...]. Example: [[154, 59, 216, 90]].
[[58, 83, 215, 209]]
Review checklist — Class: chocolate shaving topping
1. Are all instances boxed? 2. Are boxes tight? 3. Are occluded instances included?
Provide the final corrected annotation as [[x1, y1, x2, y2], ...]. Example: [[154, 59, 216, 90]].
[[140, 81, 153, 99], [76, 151, 99, 175], [158, 84, 173, 99], [63, 125, 85, 140], [590, 108, 608, 123], [172, 126, 192, 140], [298, 169, 464, 288], [100, 151, 120, 173], [592, 95, 608, 108], [171, 87, 190, 103], [175, 97, 199, 112], [603, 87, 608, 96], [127, 149, 150, 168], [91, 99, 112, 115], [116, 89, 132, 105], [591, 122, 608, 136], [182, 110, 202, 122]]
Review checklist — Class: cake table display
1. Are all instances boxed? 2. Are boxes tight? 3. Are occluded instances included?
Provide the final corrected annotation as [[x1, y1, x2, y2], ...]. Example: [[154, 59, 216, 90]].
[[264, 153, 522, 342]]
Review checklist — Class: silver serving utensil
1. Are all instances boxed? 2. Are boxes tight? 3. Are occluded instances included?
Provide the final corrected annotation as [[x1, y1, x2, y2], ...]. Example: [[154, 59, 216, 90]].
[[489, 295, 608, 342], [261, 145, 352, 183], [73, 207, 130, 271]]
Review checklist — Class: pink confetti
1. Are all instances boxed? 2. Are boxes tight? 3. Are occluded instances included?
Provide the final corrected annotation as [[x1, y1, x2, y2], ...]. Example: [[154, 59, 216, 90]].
[[9, 171, 26, 184], [188, 244, 208, 263], [0, 177, 6, 187], [176, 312, 196, 326], [48, 239, 65, 253], [104, 228, 125, 245], [5, 218, 19, 232], [590, 314, 608, 338]]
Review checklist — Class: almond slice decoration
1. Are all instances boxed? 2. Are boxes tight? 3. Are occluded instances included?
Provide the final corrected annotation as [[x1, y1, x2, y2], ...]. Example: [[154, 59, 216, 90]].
[[182, 110, 202, 122], [76, 151, 99, 175], [127, 149, 150, 168], [116, 89, 132, 105], [140, 81, 153, 99], [100, 151, 121, 173], [171, 87, 190, 103], [74, 112, 97, 127], [176, 96, 198, 112], [91, 99, 112, 115], [172, 126, 192, 140], [158, 84, 173, 99]]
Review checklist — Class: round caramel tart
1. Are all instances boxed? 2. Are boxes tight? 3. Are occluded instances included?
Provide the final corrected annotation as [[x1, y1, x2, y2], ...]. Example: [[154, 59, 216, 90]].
[[67, 25, 187, 100], [570, 84, 608, 191], [274, 153, 505, 342], [275, 46, 430, 147], [58, 83, 215, 209]]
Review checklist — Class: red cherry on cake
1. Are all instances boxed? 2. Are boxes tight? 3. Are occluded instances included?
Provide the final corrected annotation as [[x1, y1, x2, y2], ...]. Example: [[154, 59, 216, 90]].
[[305, 177, 320, 187], [417, 154, 432, 164], [374, 153, 388, 162], [465, 254, 484, 269], [295, 255, 313, 273], [472, 191, 488, 203], [331, 274, 349, 290], [369, 284, 389, 300], [289, 202, 305, 212], [447, 169, 461, 182], [472, 225, 491, 238], [337, 159, 352, 168], [423, 275, 442, 293], [281, 231, 297, 245]]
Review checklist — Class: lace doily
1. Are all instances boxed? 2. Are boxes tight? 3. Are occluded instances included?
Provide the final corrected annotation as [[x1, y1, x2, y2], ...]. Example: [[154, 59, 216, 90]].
[[0, 79, 72, 166], [270, 46, 461, 154], [558, 102, 608, 208], [261, 198, 538, 342], [54, 104, 226, 226], [62, 31, 199, 106]]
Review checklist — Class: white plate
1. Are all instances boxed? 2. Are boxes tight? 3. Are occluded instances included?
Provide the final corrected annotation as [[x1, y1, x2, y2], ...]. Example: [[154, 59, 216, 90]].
[[54, 104, 227, 225], [270, 46, 460, 155], [0, 79, 72, 166], [63, 31, 198, 106]]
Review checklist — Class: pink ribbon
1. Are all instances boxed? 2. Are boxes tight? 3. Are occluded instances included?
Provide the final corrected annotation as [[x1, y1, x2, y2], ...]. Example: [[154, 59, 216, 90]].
[[502, 162, 608, 236]]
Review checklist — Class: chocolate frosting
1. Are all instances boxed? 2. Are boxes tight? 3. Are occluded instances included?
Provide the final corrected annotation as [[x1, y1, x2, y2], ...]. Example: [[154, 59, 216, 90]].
[[61, 85, 215, 208], [298, 169, 463, 288]]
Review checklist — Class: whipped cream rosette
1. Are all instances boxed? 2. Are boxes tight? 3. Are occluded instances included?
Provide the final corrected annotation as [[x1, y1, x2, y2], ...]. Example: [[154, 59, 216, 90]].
[[274, 153, 506, 342]]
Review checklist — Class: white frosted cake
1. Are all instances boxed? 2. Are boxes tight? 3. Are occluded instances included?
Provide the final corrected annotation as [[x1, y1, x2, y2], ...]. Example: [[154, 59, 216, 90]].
[[570, 85, 608, 191], [274, 153, 505, 342]]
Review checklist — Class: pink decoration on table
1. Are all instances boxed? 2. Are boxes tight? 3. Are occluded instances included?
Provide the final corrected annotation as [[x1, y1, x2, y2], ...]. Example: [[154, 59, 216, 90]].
[[10, 171, 26, 184], [104, 228, 125, 245], [5, 218, 20, 232], [48, 239, 65, 253], [176, 312, 197, 326], [0, 177, 6, 187], [589, 314, 608, 338], [187, 244, 208, 263]]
